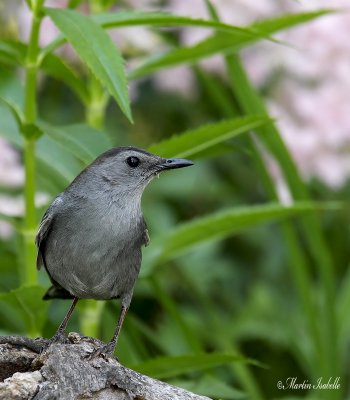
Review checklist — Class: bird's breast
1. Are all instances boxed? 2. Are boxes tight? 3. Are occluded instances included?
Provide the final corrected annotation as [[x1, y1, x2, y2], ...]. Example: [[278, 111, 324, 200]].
[[45, 198, 145, 299]]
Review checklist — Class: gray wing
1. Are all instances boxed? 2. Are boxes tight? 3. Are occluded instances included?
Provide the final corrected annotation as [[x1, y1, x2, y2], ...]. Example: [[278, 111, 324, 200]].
[[36, 208, 74, 300], [35, 194, 64, 270], [35, 210, 53, 270]]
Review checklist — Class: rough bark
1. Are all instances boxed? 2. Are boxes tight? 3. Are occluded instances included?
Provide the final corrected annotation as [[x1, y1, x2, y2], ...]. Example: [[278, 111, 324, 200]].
[[0, 332, 212, 400]]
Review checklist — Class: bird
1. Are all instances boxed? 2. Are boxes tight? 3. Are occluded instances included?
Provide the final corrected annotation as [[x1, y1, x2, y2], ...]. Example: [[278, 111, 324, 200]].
[[35, 146, 193, 357]]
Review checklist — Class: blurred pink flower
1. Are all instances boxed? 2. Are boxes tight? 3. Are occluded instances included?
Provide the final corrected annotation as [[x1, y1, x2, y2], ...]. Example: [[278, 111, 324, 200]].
[[0, 139, 24, 187], [0, 139, 24, 238], [11, 0, 67, 46], [162, 0, 350, 188]]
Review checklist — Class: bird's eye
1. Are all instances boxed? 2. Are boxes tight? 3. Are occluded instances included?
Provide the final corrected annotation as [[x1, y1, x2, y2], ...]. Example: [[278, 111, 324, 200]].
[[126, 156, 140, 168]]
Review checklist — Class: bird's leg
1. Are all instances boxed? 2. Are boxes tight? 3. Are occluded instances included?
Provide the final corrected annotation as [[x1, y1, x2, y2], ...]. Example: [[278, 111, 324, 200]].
[[107, 304, 128, 352], [87, 303, 128, 360], [50, 297, 79, 344]]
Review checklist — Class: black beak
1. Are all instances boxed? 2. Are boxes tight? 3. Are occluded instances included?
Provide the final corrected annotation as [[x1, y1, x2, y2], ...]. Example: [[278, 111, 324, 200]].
[[158, 157, 194, 171]]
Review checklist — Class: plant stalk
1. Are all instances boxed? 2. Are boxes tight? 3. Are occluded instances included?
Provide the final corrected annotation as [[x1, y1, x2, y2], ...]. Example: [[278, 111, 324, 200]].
[[22, 0, 44, 285]]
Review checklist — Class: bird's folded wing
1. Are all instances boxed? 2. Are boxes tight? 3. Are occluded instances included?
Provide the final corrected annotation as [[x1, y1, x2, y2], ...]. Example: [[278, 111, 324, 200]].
[[35, 212, 53, 270]]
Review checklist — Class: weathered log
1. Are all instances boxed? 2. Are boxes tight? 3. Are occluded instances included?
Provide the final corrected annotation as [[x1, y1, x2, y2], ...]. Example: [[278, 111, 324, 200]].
[[0, 332, 212, 400]]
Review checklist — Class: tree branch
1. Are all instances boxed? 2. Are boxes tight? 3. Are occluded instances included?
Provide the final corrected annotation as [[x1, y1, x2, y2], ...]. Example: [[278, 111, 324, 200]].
[[0, 333, 212, 400]]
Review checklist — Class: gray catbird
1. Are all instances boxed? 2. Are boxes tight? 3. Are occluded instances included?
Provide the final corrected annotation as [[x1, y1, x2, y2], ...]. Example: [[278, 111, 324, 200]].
[[36, 146, 193, 357]]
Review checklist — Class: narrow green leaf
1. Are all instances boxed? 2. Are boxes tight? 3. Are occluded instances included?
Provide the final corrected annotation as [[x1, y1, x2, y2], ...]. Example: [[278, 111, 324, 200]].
[[0, 40, 25, 66], [0, 285, 49, 336], [142, 202, 339, 276], [41, 10, 266, 57], [36, 136, 84, 183], [129, 33, 244, 79], [131, 352, 248, 379], [187, 142, 239, 160], [37, 122, 112, 164], [0, 41, 88, 103], [45, 8, 132, 122], [194, 66, 239, 117], [0, 105, 23, 147], [0, 105, 82, 185], [173, 375, 246, 399], [0, 67, 25, 125], [148, 115, 270, 159], [336, 265, 350, 352], [129, 10, 332, 79], [93, 11, 260, 37], [0, 69, 45, 139], [41, 54, 89, 103], [225, 54, 340, 380], [0, 95, 23, 128], [251, 8, 333, 34]]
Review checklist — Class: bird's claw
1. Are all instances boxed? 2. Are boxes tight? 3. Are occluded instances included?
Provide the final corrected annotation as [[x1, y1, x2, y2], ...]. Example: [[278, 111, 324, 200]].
[[40, 331, 67, 353], [85, 341, 116, 361]]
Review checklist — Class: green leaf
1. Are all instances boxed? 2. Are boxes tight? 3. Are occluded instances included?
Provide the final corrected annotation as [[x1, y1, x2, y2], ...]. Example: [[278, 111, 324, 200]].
[[0, 67, 25, 126], [173, 375, 246, 399], [41, 54, 89, 104], [251, 8, 333, 34], [0, 67, 43, 139], [42, 10, 267, 57], [0, 40, 25, 66], [37, 135, 84, 183], [129, 33, 244, 79], [148, 115, 270, 159], [142, 202, 339, 276], [0, 105, 82, 185], [129, 10, 332, 79], [0, 285, 49, 336], [225, 54, 339, 379], [37, 122, 112, 164], [336, 265, 350, 353], [0, 240, 20, 292], [130, 352, 248, 379], [0, 41, 88, 103], [93, 11, 261, 37], [25, 0, 33, 10], [45, 8, 132, 122]]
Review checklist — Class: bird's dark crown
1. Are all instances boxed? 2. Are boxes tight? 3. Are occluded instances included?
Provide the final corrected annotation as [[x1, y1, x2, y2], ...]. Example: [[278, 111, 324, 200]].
[[94, 147, 154, 165]]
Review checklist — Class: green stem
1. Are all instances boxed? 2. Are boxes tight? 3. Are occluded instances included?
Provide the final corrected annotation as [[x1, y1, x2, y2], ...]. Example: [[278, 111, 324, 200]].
[[89, 0, 105, 15], [79, 300, 105, 338], [25, 1, 43, 122], [23, 139, 37, 285], [22, 0, 44, 285], [86, 76, 108, 129]]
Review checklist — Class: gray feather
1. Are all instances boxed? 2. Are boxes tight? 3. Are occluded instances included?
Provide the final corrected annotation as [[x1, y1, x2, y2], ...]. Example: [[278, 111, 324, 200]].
[[36, 148, 155, 306]]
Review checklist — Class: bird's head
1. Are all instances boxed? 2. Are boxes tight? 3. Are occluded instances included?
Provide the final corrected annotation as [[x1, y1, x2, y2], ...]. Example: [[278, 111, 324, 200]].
[[85, 147, 193, 194]]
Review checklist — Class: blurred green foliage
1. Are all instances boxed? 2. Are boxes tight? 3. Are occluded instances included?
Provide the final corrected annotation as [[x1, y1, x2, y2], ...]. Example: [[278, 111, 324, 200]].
[[0, 1, 348, 399]]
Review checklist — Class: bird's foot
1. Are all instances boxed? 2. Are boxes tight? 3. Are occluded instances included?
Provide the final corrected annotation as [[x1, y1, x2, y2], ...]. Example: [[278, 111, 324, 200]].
[[50, 330, 67, 344], [86, 341, 117, 361], [40, 330, 67, 353]]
